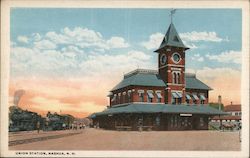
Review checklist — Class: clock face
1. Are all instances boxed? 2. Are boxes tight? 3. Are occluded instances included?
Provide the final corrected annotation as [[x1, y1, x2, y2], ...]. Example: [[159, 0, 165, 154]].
[[160, 54, 167, 65], [172, 53, 181, 63]]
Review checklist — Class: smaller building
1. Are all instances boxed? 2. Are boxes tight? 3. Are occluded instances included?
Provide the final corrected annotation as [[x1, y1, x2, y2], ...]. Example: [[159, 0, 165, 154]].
[[211, 103, 241, 130], [212, 104, 241, 123]]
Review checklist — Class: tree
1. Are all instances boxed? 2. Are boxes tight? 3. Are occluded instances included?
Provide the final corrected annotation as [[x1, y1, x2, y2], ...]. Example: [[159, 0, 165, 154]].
[[209, 102, 224, 110]]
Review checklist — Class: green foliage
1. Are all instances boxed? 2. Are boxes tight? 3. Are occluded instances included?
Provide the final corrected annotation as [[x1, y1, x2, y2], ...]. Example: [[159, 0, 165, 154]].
[[209, 103, 224, 110]]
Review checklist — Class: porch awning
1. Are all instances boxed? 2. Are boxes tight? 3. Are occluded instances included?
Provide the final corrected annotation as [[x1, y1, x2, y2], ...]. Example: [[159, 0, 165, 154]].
[[186, 94, 192, 100], [176, 92, 183, 98], [192, 94, 199, 100], [94, 103, 228, 116], [200, 94, 206, 100], [172, 92, 180, 98], [156, 92, 162, 98], [147, 91, 154, 98]]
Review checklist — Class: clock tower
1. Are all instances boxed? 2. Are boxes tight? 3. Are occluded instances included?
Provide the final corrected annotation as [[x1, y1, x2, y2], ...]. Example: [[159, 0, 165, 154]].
[[155, 23, 189, 104]]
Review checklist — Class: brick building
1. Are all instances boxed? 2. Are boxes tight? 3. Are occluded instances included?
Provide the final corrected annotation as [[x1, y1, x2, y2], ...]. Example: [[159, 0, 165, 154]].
[[91, 21, 226, 131], [212, 103, 241, 123]]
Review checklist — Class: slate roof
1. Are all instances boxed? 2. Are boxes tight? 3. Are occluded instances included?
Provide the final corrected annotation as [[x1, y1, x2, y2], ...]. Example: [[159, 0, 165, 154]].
[[185, 73, 212, 90], [111, 69, 166, 91], [111, 69, 212, 91], [155, 23, 189, 52], [91, 103, 227, 117]]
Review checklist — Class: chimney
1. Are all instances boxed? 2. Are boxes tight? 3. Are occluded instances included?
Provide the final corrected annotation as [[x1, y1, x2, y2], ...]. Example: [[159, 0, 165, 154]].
[[218, 95, 222, 111]]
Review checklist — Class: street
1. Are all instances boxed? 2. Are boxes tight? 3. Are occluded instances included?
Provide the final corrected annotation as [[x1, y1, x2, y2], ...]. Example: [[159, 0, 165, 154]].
[[9, 128, 241, 151]]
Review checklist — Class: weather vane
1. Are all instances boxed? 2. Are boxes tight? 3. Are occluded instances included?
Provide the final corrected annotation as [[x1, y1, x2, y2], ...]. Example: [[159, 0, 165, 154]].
[[170, 8, 177, 23]]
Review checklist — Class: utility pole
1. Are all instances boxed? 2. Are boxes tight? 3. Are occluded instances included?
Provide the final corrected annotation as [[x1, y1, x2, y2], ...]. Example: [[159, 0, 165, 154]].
[[218, 95, 222, 130]]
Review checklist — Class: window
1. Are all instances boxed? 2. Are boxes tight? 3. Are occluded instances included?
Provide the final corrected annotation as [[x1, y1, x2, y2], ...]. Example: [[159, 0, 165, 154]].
[[139, 93, 144, 102], [172, 72, 177, 84], [186, 94, 191, 104], [138, 90, 144, 102], [177, 73, 181, 84], [156, 91, 162, 103], [172, 92, 182, 104], [172, 72, 181, 84], [128, 90, 131, 102], [199, 94, 206, 104], [147, 91, 154, 103], [172, 92, 178, 104], [192, 93, 199, 104]]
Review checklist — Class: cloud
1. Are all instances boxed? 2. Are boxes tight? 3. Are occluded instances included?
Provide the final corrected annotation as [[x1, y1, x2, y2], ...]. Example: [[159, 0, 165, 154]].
[[32, 33, 42, 41], [180, 31, 224, 42], [141, 31, 226, 50], [17, 36, 29, 43], [44, 27, 129, 50], [34, 40, 57, 50], [182, 41, 198, 49], [205, 50, 241, 64], [141, 33, 164, 50], [107, 37, 129, 48], [191, 54, 204, 62]]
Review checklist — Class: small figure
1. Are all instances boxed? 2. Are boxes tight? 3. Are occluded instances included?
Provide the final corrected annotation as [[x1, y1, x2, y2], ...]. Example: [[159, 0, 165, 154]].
[[36, 121, 40, 133]]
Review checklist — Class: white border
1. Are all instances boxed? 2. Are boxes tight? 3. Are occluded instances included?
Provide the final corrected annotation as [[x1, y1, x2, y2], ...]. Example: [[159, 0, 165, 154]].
[[1, 0, 249, 157]]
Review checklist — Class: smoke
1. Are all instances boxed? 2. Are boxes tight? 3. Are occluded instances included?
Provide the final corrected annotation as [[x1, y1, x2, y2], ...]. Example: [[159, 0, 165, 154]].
[[13, 90, 25, 106]]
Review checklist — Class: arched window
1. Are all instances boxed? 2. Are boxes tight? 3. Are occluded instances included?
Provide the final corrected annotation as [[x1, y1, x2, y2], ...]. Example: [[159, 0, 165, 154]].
[[173, 72, 177, 84], [177, 73, 181, 84], [172, 73, 175, 83]]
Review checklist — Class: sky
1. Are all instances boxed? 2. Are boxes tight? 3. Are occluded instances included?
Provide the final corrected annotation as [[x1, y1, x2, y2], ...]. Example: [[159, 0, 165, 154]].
[[9, 8, 242, 118]]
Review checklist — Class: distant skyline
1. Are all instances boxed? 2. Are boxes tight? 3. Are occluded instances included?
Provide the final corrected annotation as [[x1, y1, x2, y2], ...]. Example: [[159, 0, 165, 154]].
[[10, 8, 241, 117]]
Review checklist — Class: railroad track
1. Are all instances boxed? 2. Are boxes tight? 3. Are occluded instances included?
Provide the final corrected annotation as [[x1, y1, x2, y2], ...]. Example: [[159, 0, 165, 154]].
[[9, 132, 82, 146]]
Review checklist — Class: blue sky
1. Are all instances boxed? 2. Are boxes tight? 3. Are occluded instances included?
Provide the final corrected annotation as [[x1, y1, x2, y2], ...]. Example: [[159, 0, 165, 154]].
[[9, 8, 242, 112], [11, 8, 242, 76]]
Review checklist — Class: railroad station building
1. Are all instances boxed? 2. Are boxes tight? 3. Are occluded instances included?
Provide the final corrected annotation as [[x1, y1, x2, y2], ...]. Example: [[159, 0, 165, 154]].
[[90, 21, 226, 131]]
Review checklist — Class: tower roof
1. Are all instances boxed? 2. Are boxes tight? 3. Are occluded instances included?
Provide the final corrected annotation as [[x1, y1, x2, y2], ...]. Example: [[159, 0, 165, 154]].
[[155, 23, 189, 52]]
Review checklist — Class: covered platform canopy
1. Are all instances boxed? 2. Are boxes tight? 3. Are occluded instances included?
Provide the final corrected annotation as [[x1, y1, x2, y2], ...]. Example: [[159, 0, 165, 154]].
[[90, 103, 227, 118]]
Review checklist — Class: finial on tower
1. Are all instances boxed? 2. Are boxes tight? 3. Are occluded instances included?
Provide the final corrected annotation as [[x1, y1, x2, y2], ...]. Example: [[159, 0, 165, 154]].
[[170, 9, 176, 23]]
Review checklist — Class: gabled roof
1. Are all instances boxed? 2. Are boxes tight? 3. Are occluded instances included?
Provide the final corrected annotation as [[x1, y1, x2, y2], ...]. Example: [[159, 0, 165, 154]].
[[110, 69, 212, 91], [155, 23, 189, 52], [94, 103, 227, 116]]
